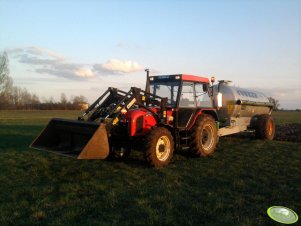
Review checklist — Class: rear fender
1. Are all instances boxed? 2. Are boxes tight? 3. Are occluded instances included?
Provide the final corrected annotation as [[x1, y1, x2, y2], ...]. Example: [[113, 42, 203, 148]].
[[187, 109, 218, 130]]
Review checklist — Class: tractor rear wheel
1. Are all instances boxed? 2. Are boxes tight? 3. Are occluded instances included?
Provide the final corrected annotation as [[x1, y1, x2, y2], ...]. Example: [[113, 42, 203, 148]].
[[255, 114, 275, 140], [145, 127, 174, 167], [190, 115, 218, 156]]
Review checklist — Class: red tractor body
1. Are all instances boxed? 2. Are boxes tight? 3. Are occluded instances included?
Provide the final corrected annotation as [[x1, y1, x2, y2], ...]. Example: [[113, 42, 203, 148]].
[[125, 107, 159, 137]]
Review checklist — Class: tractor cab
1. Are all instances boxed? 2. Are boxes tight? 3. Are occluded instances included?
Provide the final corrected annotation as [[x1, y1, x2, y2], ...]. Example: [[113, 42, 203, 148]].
[[149, 74, 213, 128]]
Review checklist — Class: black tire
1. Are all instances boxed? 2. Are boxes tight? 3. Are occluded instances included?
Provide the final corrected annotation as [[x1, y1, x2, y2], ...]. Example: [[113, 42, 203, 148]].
[[109, 144, 131, 160], [190, 114, 218, 156], [145, 127, 174, 167], [255, 114, 275, 140]]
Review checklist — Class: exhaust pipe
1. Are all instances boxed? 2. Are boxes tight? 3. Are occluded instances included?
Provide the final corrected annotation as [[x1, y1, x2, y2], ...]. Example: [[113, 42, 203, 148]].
[[145, 68, 150, 94]]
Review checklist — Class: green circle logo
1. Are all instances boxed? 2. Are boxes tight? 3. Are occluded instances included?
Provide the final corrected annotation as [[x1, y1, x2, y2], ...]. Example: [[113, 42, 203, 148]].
[[267, 206, 298, 224]]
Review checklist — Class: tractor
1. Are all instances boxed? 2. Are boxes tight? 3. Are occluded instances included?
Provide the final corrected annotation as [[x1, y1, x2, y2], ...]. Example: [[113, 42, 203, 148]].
[[31, 70, 275, 167]]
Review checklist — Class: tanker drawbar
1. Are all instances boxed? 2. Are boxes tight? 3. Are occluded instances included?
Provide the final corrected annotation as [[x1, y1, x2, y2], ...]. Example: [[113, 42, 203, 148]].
[[30, 118, 109, 159]]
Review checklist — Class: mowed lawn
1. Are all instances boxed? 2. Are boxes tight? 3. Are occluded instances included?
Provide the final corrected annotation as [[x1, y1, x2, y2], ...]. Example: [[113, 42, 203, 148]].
[[0, 110, 300, 226]]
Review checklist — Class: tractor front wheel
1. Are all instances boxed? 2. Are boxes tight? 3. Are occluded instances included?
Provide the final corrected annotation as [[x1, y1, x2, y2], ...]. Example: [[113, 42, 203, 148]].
[[145, 127, 174, 167], [190, 115, 218, 156]]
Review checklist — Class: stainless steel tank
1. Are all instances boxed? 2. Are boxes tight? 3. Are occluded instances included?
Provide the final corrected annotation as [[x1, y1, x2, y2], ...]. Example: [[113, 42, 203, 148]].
[[212, 81, 273, 121]]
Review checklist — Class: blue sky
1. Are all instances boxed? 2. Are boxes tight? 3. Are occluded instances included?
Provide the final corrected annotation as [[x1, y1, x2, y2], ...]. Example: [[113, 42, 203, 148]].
[[1, 0, 300, 109]]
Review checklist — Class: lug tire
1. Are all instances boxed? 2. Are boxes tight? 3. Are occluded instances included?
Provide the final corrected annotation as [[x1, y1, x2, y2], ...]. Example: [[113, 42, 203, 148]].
[[255, 114, 275, 140], [145, 127, 174, 167], [190, 115, 218, 156]]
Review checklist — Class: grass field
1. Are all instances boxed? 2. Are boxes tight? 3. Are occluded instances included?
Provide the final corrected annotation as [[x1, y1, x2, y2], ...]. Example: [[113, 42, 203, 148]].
[[0, 110, 300, 226], [272, 111, 301, 124]]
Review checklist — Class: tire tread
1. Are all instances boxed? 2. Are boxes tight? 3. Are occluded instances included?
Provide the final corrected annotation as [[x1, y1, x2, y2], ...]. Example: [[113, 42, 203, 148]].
[[145, 127, 174, 167], [190, 114, 218, 156]]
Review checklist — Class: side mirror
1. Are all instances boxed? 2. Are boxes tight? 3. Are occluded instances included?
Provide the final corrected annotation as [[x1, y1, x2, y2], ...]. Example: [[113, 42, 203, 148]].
[[217, 92, 223, 108]]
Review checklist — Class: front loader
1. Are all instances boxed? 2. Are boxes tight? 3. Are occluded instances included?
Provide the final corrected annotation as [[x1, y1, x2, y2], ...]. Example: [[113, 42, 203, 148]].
[[31, 86, 166, 160]]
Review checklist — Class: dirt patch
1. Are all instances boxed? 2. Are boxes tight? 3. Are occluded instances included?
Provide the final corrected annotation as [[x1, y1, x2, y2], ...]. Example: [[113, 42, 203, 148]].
[[275, 123, 301, 143], [225, 123, 301, 143]]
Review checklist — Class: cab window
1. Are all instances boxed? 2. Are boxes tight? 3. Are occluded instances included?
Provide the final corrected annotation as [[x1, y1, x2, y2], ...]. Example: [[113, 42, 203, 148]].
[[195, 83, 212, 108], [179, 82, 195, 107]]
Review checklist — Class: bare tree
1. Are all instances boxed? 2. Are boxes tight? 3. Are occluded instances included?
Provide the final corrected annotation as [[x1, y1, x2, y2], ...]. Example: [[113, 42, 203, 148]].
[[60, 93, 68, 109], [268, 97, 280, 111], [60, 93, 68, 104], [0, 51, 10, 92], [72, 95, 88, 105], [0, 52, 13, 109], [31, 94, 40, 104]]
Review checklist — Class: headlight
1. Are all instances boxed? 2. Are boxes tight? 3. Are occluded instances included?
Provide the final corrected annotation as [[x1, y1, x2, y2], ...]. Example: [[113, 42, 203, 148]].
[[121, 108, 127, 114]]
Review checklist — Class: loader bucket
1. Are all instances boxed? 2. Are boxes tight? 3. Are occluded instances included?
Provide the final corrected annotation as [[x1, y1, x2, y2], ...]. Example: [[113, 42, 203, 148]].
[[30, 118, 109, 159]]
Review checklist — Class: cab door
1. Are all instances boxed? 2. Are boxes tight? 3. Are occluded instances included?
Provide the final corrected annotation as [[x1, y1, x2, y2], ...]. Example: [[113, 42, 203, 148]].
[[195, 83, 212, 109], [176, 82, 196, 128]]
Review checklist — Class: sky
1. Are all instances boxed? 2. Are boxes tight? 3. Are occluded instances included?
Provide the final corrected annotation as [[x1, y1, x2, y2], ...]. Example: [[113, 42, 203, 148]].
[[0, 0, 301, 109]]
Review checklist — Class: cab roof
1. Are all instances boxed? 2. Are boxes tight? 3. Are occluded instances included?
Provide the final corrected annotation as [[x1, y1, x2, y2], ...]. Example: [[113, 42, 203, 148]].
[[150, 74, 209, 84], [181, 74, 209, 83]]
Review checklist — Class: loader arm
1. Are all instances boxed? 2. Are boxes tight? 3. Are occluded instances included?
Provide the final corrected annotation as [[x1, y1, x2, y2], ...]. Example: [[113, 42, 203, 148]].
[[80, 86, 167, 124]]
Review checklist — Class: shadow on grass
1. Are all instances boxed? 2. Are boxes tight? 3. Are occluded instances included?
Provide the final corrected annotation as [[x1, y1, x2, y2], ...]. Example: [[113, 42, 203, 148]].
[[108, 155, 147, 169], [0, 125, 43, 151]]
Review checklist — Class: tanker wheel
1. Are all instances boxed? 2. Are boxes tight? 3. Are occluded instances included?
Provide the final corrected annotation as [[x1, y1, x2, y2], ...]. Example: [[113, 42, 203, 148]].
[[255, 114, 275, 140], [145, 127, 174, 167], [190, 115, 218, 156], [109, 145, 131, 160]]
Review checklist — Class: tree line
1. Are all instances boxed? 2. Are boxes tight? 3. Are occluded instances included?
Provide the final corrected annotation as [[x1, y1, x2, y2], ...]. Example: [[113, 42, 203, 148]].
[[0, 51, 88, 110]]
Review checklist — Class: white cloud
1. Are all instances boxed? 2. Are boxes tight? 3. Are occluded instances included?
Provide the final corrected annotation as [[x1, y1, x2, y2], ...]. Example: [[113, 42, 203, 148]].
[[102, 59, 143, 73], [7, 46, 65, 61], [9, 47, 95, 79], [27, 46, 65, 60], [35, 63, 96, 80], [19, 54, 59, 65], [5, 46, 144, 80], [74, 68, 95, 78]]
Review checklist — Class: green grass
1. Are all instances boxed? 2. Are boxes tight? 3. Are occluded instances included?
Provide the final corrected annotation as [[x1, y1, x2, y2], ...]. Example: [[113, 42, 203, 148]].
[[0, 110, 300, 226], [272, 111, 301, 124], [0, 110, 81, 125]]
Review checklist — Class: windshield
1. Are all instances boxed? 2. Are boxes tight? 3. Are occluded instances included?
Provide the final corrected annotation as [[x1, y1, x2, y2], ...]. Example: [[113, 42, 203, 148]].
[[150, 81, 180, 107]]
